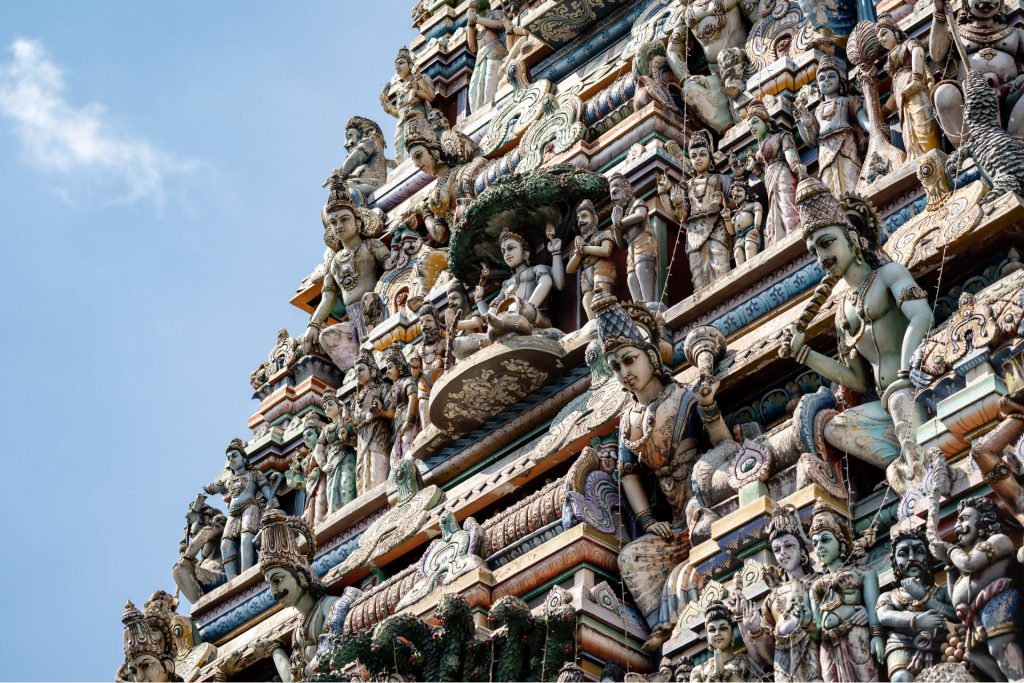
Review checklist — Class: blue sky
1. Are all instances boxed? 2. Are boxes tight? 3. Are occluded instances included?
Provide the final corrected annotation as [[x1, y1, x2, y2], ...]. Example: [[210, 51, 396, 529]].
[[0, 3, 417, 679]]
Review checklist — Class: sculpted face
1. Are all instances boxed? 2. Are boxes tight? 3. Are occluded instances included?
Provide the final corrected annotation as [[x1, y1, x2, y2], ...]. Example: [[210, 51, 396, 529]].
[[967, 0, 1002, 19], [893, 537, 932, 580], [447, 288, 467, 312], [501, 238, 526, 268], [817, 68, 841, 97], [322, 397, 340, 420], [409, 144, 437, 176], [705, 618, 733, 652], [955, 506, 981, 547], [812, 529, 842, 566], [328, 207, 360, 243], [807, 226, 856, 277], [355, 362, 373, 386], [345, 126, 360, 150], [609, 182, 628, 206], [395, 56, 411, 78], [730, 183, 747, 204], [127, 655, 172, 683], [607, 345, 656, 396], [771, 533, 804, 574], [748, 115, 769, 140], [386, 361, 401, 381], [688, 146, 711, 173], [877, 27, 898, 50], [267, 567, 304, 608], [226, 449, 246, 473], [577, 207, 596, 234], [303, 426, 318, 450]]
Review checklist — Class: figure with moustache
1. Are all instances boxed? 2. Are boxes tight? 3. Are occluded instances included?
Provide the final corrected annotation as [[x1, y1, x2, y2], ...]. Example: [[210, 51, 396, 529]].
[[929, 496, 1024, 681], [566, 199, 617, 320], [780, 176, 933, 496], [412, 304, 447, 431], [876, 524, 955, 681]]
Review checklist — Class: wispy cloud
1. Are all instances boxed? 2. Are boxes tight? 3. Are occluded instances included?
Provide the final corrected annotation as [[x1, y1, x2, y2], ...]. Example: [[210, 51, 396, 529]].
[[0, 39, 197, 204]]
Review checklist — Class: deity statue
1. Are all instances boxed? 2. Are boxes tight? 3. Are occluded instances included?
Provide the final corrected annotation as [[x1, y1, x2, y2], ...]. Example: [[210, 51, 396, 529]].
[[928, 496, 1024, 681], [722, 180, 763, 267], [318, 390, 356, 513], [380, 343, 420, 463], [343, 350, 393, 493], [413, 303, 447, 430], [780, 176, 933, 495], [657, 133, 732, 291], [301, 179, 389, 355], [466, 0, 509, 114], [876, 524, 955, 681], [380, 46, 435, 163], [795, 56, 868, 199], [593, 293, 735, 651], [323, 116, 388, 208], [744, 100, 806, 248], [737, 505, 822, 682], [298, 412, 329, 528], [970, 388, 1024, 526], [260, 508, 360, 681], [875, 16, 940, 159], [121, 601, 180, 682], [566, 198, 617, 319], [689, 601, 759, 682], [172, 494, 226, 604], [610, 174, 658, 306], [443, 280, 484, 369], [203, 438, 279, 580], [807, 502, 884, 682], [929, 0, 1024, 146]]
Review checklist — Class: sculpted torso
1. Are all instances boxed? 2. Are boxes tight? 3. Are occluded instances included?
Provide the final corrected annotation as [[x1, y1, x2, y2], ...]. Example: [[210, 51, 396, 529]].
[[950, 542, 1014, 608], [818, 570, 866, 629], [621, 383, 698, 472], [328, 240, 386, 305], [688, 173, 727, 217], [493, 265, 552, 310], [961, 30, 1024, 83], [839, 262, 912, 392], [817, 95, 858, 136]]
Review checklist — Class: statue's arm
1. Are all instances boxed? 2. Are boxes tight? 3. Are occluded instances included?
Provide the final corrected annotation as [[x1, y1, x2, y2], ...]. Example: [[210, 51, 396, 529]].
[[930, 587, 957, 620], [948, 535, 1013, 571], [417, 75, 436, 103], [618, 203, 649, 230], [929, 9, 952, 65], [884, 263, 933, 370], [338, 142, 372, 178], [875, 592, 912, 631], [666, 18, 690, 82], [801, 346, 872, 392], [584, 238, 615, 259], [528, 267, 553, 308]]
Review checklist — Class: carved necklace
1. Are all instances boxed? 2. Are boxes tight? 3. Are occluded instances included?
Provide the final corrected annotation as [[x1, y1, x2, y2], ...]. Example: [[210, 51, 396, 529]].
[[335, 246, 360, 291], [818, 98, 839, 121], [842, 267, 878, 357], [958, 21, 1014, 48], [622, 382, 674, 453]]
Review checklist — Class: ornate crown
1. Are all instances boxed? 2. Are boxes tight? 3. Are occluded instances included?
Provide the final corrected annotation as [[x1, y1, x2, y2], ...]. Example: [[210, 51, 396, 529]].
[[258, 508, 316, 575], [301, 410, 326, 431], [354, 348, 380, 373], [345, 115, 384, 142], [807, 500, 853, 547], [498, 229, 529, 250], [593, 293, 656, 356], [687, 129, 713, 152], [766, 504, 809, 543], [817, 54, 841, 76], [875, 14, 901, 35], [743, 98, 770, 122], [796, 175, 855, 236], [122, 600, 175, 664], [320, 388, 339, 405], [382, 342, 410, 372], [404, 116, 441, 154], [225, 438, 247, 455], [608, 172, 635, 196], [325, 175, 357, 215], [704, 599, 735, 625], [395, 46, 413, 64]]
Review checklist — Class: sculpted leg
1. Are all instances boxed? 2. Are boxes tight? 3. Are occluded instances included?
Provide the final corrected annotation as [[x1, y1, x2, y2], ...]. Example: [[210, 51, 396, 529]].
[[933, 83, 966, 147], [636, 261, 658, 304], [221, 537, 239, 580], [823, 400, 900, 470], [989, 634, 1024, 681], [627, 269, 642, 303], [239, 531, 256, 573]]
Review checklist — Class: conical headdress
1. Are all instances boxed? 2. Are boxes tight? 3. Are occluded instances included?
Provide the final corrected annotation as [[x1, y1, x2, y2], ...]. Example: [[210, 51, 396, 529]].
[[258, 508, 315, 575], [122, 600, 175, 663], [797, 175, 854, 237]]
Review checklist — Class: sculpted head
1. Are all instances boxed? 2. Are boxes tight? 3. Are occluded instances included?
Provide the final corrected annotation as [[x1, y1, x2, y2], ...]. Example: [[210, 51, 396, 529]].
[[354, 350, 379, 387], [577, 199, 598, 236], [890, 526, 933, 581], [703, 601, 735, 653], [225, 438, 247, 473], [730, 180, 750, 205], [327, 206, 361, 244], [816, 57, 845, 97], [447, 280, 469, 313], [383, 344, 410, 382], [744, 100, 772, 140], [606, 343, 659, 398], [122, 602, 176, 683], [687, 131, 713, 173], [394, 47, 413, 78], [418, 304, 441, 343], [955, 496, 1003, 548], [609, 173, 634, 208], [126, 654, 174, 682], [499, 230, 530, 268], [875, 15, 905, 50], [266, 566, 307, 609], [767, 504, 812, 575], [321, 390, 341, 420], [808, 501, 852, 568], [966, 0, 1004, 21]]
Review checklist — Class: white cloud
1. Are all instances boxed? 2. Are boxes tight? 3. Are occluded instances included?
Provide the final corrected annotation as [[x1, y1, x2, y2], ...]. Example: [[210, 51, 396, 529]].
[[0, 39, 196, 204]]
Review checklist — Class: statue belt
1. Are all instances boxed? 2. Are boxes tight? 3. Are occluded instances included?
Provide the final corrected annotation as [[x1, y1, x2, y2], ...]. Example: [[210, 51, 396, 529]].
[[228, 497, 258, 516]]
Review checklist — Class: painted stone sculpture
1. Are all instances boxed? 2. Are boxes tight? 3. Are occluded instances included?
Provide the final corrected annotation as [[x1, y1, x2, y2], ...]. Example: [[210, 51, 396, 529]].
[[723, 179, 763, 267], [876, 17, 939, 160], [745, 99, 805, 248], [323, 116, 388, 208], [780, 176, 932, 496], [172, 494, 226, 604], [344, 350, 393, 494], [566, 198, 617, 320], [296, 412, 328, 529], [121, 601, 180, 682], [689, 601, 759, 682], [413, 303, 447, 430], [381, 343, 420, 463], [318, 390, 356, 513], [380, 46, 435, 163], [466, 0, 508, 114], [610, 173, 658, 306], [203, 438, 279, 580]]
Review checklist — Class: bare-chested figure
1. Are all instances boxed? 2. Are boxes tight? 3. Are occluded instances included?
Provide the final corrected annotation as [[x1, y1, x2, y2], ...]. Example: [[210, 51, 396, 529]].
[[566, 199, 616, 320]]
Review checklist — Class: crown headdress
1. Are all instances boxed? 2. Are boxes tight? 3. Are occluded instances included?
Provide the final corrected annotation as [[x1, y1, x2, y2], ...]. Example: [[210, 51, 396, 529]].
[[258, 508, 316, 575], [404, 116, 441, 154], [325, 175, 357, 216], [797, 175, 855, 236], [498, 229, 530, 250], [302, 411, 327, 431], [577, 199, 597, 216], [744, 99, 770, 122], [382, 342, 410, 371], [354, 348, 380, 373], [395, 46, 413, 64], [687, 129, 714, 152], [875, 14, 901, 35], [817, 54, 841, 76], [225, 438, 247, 455], [122, 601, 175, 664], [807, 500, 853, 548], [593, 293, 658, 357], [766, 504, 810, 543]]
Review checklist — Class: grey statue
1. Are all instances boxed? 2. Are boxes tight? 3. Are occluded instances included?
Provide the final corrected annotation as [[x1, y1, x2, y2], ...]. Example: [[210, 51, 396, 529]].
[[323, 116, 388, 208], [172, 494, 226, 604]]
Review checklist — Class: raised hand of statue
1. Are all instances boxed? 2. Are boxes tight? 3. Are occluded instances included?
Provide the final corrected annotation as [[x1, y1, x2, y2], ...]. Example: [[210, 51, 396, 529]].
[[648, 521, 673, 539], [467, 5, 477, 23], [695, 373, 720, 406], [574, 235, 585, 254], [545, 222, 561, 253], [656, 171, 673, 196], [934, 0, 944, 15], [778, 325, 805, 360], [322, 460, 336, 474], [737, 594, 762, 636], [611, 204, 625, 228], [792, 162, 808, 178]]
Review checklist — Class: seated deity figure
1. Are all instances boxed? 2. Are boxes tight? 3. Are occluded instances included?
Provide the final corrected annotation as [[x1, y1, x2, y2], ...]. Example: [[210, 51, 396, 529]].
[[412, 304, 447, 430], [807, 501, 884, 682], [876, 17, 940, 160], [454, 228, 565, 359], [930, 0, 1024, 146], [593, 292, 735, 652], [928, 496, 1024, 681], [203, 438, 279, 580], [120, 601, 180, 682], [343, 350, 393, 494], [780, 176, 933, 496], [566, 199, 617, 320], [737, 505, 822, 682], [465, 0, 508, 114], [260, 508, 360, 682], [172, 494, 226, 604], [301, 179, 389, 355], [380, 344, 420, 463], [317, 390, 356, 513], [610, 174, 658, 307], [745, 100, 806, 248], [795, 56, 868, 199], [323, 116, 388, 208], [876, 524, 955, 682], [690, 601, 759, 682], [722, 180, 763, 267], [380, 46, 435, 163]]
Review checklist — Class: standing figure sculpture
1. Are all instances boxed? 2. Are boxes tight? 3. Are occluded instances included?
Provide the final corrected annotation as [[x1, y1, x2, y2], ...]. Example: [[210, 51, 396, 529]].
[[745, 100, 806, 247], [345, 350, 393, 493], [323, 116, 388, 208], [381, 344, 420, 463], [780, 176, 933, 495], [807, 501, 884, 682], [593, 293, 734, 652], [298, 412, 329, 528], [444, 280, 484, 368], [319, 390, 356, 513], [876, 524, 955, 681], [380, 46, 436, 163], [466, 0, 508, 114], [928, 496, 1024, 681], [738, 504, 822, 682], [413, 304, 447, 430], [690, 601, 759, 682], [301, 179, 389, 355], [610, 173, 658, 306], [795, 56, 868, 199], [876, 16, 939, 159], [172, 494, 226, 604], [567, 198, 617, 320], [723, 180, 763, 267], [203, 439, 279, 581]]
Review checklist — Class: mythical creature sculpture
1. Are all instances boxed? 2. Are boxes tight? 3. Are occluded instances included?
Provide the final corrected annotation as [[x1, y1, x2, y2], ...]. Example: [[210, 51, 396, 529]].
[[876, 17, 939, 160], [723, 179, 763, 267], [171, 494, 226, 604], [808, 502, 884, 682], [250, 328, 300, 390], [689, 601, 759, 682], [566, 199, 617, 320], [466, 0, 508, 113], [343, 350, 393, 494], [744, 99, 806, 248], [120, 601, 181, 682], [380, 46, 435, 163], [610, 173, 658, 306], [323, 116, 388, 208], [780, 176, 932, 496], [203, 438, 279, 580]]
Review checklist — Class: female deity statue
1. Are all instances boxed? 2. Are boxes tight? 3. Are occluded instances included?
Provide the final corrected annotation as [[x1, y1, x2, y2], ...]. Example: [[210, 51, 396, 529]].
[[690, 601, 759, 682], [795, 56, 868, 199], [745, 100, 806, 247], [466, 0, 508, 114], [610, 174, 658, 306], [738, 505, 822, 682], [203, 439, 279, 580], [299, 412, 328, 529], [318, 390, 356, 513], [876, 16, 939, 159], [345, 350, 394, 494], [593, 293, 734, 652], [380, 343, 420, 463], [807, 501, 884, 682], [722, 180, 763, 267], [380, 46, 436, 163], [566, 199, 617, 320], [780, 176, 932, 495]]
